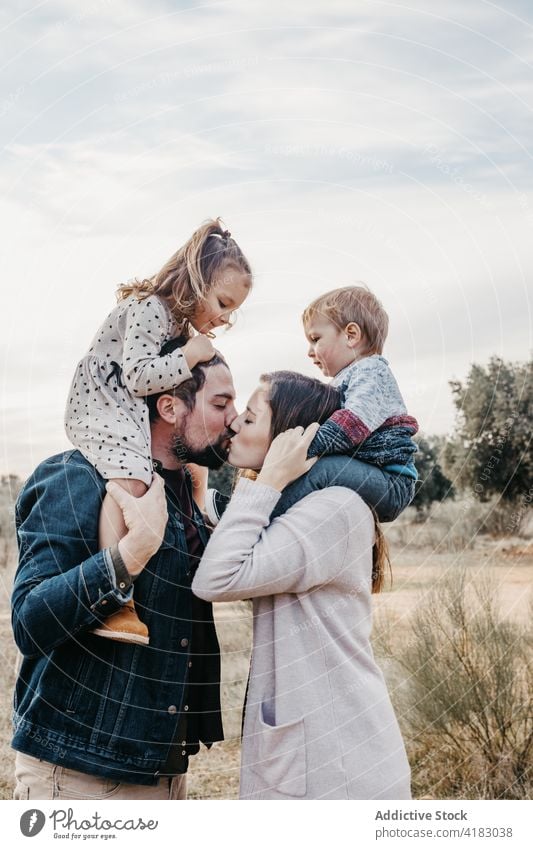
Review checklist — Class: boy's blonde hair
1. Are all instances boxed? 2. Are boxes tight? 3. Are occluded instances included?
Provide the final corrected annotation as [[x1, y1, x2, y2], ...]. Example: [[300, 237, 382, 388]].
[[302, 285, 389, 355], [117, 218, 252, 336]]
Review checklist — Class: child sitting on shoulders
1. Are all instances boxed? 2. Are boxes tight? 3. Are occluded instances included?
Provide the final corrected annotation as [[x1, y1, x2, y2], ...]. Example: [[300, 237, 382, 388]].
[[65, 219, 252, 644], [205, 285, 418, 527], [304, 285, 418, 477]]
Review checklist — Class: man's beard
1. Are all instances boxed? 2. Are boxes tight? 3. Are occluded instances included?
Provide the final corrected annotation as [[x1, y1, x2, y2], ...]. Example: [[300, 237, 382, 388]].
[[170, 431, 231, 470]]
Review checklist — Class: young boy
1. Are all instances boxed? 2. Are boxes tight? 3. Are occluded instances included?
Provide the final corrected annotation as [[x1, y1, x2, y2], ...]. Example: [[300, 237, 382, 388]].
[[303, 285, 418, 470], [205, 285, 418, 525]]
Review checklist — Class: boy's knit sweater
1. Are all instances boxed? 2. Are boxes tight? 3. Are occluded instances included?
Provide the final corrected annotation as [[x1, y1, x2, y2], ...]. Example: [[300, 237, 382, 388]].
[[307, 355, 419, 472]]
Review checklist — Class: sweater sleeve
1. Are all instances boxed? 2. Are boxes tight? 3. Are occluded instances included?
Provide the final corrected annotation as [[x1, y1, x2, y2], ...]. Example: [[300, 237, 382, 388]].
[[307, 358, 406, 458], [122, 295, 192, 396], [307, 409, 372, 457], [192, 479, 373, 601]]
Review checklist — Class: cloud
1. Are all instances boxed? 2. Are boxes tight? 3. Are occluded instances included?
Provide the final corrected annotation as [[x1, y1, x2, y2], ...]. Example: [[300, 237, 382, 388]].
[[2, 131, 250, 237], [1, 0, 532, 475]]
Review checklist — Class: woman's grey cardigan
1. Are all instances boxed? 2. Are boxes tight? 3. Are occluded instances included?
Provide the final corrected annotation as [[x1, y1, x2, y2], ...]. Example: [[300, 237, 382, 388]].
[[192, 478, 411, 800]]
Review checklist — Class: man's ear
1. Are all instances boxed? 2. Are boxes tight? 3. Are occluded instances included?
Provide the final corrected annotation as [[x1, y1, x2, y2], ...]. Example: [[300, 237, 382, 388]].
[[156, 394, 185, 425], [344, 321, 363, 349]]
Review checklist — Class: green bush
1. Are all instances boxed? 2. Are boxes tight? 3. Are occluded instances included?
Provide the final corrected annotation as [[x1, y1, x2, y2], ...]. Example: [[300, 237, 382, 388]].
[[411, 434, 454, 516], [445, 357, 532, 503], [208, 464, 237, 496]]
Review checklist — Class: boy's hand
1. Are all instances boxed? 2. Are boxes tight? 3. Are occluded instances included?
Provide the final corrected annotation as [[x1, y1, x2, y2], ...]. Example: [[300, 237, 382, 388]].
[[182, 335, 216, 369], [257, 423, 320, 492], [107, 474, 168, 576]]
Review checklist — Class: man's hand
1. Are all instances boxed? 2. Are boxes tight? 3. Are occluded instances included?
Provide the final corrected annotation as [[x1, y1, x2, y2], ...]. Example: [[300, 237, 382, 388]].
[[182, 335, 216, 369], [256, 423, 320, 492], [106, 474, 168, 577]]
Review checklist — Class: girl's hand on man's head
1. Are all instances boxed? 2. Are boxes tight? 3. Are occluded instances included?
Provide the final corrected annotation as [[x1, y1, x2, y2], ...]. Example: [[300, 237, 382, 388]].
[[182, 335, 216, 368], [256, 423, 320, 492]]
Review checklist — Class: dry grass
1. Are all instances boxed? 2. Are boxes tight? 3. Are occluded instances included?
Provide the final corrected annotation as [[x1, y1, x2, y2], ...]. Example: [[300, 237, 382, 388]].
[[375, 566, 532, 799], [1, 502, 531, 800], [0, 610, 18, 801], [187, 602, 251, 799]]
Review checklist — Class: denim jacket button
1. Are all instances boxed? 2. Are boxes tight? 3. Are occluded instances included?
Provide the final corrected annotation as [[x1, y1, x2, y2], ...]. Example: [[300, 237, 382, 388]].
[[167, 705, 178, 715], [180, 638, 189, 648]]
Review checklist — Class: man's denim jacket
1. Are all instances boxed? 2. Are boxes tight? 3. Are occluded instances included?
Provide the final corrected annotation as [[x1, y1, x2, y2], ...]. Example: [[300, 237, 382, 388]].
[[11, 450, 222, 785]]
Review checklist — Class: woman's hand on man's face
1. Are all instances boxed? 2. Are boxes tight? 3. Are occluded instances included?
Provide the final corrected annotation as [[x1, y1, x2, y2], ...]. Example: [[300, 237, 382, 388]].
[[256, 423, 320, 492]]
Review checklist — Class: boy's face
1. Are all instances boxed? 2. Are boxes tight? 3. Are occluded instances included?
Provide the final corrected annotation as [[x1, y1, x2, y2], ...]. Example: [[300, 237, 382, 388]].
[[305, 316, 354, 378]]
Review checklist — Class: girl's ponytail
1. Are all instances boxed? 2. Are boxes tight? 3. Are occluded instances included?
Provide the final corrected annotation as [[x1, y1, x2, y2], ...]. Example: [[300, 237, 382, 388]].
[[181, 218, 230, 304], [117, 218, 252, 332]]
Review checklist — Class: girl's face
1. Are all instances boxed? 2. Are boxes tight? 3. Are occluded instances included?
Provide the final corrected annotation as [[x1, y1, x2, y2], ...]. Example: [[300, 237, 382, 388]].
[[191, 266, 251, 334], [227, 384, 272, 470]]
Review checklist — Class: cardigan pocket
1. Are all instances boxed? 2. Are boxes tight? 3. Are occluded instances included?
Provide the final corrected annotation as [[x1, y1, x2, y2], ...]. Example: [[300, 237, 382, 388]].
[[250, 702, 307, 798]]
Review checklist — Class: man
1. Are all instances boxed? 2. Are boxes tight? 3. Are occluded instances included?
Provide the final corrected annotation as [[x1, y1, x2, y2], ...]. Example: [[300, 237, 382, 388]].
[[11, 338, 237, 800]]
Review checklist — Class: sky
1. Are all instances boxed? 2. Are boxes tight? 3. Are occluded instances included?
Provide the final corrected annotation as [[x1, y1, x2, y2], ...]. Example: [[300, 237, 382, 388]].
[[0, 0, 532, 478]]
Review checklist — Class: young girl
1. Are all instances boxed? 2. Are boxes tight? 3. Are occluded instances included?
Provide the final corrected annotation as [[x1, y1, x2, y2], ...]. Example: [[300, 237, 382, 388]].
[[65, 218, 252, 645]]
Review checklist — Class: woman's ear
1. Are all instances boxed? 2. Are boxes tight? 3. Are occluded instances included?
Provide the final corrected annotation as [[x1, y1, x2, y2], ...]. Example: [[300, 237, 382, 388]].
[[344, 322, 363, 349]]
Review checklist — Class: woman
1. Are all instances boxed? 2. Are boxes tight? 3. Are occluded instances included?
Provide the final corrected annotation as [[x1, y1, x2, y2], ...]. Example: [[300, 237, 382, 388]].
[[192, 371, 411, 800]]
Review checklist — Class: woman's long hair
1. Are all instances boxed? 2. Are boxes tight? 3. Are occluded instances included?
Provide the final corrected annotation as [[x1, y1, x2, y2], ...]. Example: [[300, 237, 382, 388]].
[[239, 370, 390, 593], [371, 514, 391, 594], [262, 370, 341, 437], [117, 217, 252, 336]]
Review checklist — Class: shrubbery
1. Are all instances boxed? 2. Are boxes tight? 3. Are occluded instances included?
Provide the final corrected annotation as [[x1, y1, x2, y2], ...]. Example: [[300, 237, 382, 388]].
[[376, 569, 533, 799], [445, 357, 532, 503], [0, 475, 21, 570], [386, 496, 531, 552]]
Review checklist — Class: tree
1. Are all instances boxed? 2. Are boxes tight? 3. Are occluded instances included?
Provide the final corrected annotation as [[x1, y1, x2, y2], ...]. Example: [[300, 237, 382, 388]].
[[444, 357, 532, 502], [208, 463, 237, 496], [411, 434, 454, 515]]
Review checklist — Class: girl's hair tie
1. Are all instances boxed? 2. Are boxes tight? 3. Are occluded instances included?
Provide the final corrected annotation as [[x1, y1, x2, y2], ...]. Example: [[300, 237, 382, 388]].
[[211, 229, 231, 242]]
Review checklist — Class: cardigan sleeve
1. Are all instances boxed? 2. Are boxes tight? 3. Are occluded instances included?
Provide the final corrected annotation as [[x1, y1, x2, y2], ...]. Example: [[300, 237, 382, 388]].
[[121, 295, 192, 396], [192, 478, 373, 601]]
